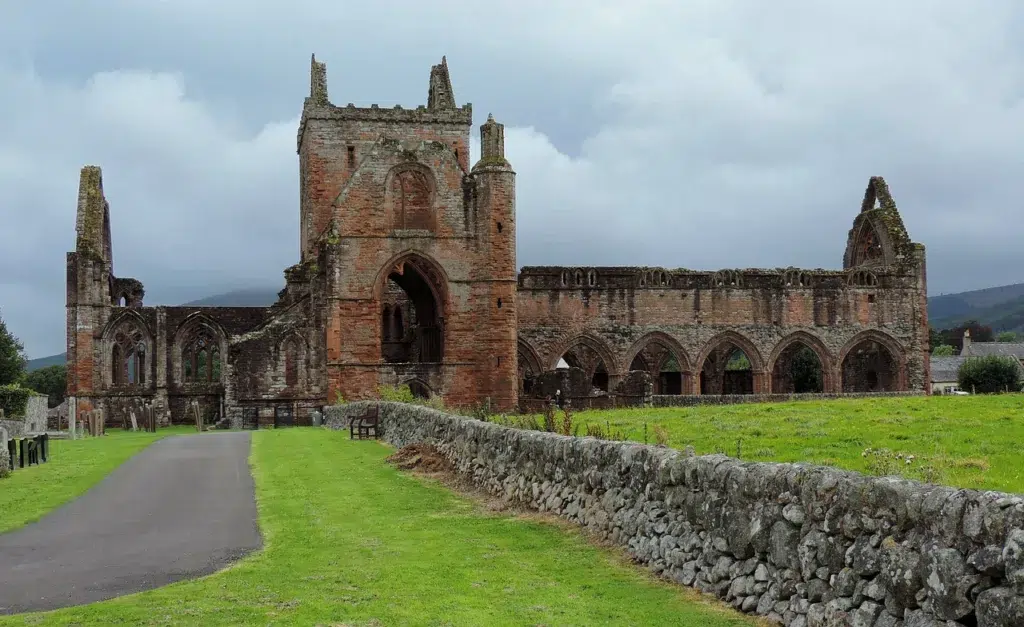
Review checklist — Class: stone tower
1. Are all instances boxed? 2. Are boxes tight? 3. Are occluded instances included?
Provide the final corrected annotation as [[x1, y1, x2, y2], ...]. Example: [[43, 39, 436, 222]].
[[296, 54, 519, 410]]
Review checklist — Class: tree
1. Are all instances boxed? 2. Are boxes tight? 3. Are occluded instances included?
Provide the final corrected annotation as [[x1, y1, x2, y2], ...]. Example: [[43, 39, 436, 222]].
[[0, 309, 27, 386], [937, 320, 994, 352], [958, 355, 1022, 394], [23, 364, 67, 408], [791, 346, 824, 393], [932, 344, 956, 356], [997, 331, 1019, 342]]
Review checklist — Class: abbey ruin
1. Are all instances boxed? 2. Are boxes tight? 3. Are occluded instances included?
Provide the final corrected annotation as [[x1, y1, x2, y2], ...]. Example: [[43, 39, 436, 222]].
[[65, 56, 931, 428]]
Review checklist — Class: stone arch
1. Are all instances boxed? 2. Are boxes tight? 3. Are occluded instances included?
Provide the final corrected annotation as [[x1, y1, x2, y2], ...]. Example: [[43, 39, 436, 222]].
[[374, 251, 450, 363], [404, 378, 432, 399], [517, 337, 544, 396], [696, 330, 765, 395], [385, 163, 437, 231], [548, 333, 618, 392], [767, 330, 836, 393], [622, 331, 694, 395], [837, 329, 907, 392], [102, 310, 153, 388], [173, 314, 228, 385], [278, 331, 309, 388]]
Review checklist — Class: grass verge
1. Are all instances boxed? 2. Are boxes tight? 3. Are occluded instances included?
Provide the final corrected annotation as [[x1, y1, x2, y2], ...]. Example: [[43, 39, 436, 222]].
[[507, 394, 1024, 493], [5, 429, 759, 626], [0, 428, 187, 534]]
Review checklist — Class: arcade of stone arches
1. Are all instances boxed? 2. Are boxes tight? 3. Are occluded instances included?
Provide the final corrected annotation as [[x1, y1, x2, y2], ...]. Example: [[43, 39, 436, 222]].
[[517, 330, 907, 398]]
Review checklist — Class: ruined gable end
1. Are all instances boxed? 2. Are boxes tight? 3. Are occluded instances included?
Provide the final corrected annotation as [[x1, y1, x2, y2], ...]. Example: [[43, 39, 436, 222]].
[[843, 176, 916, 269]]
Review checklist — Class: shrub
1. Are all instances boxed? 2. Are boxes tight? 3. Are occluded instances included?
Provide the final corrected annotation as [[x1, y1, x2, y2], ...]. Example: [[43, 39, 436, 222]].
[[376, 384, 447, 411], [957, 355, 1023, 394], [0, 383, 31, 418]]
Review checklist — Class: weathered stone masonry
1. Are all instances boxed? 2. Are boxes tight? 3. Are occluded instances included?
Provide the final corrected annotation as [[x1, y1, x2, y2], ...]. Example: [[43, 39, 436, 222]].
[[327, 402, 1024, 627], [65, 55, 929, 426]]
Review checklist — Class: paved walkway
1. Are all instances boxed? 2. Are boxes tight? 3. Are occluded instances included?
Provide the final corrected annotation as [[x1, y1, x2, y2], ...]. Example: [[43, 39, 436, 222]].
[[0, 432, 261, 615]]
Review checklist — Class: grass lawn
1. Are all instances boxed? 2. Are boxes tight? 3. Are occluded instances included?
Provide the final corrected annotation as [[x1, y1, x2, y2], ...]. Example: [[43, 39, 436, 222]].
[[522, 394, 1024, 493], [4, 429, 759, 626], [0, 427, 190, 534]]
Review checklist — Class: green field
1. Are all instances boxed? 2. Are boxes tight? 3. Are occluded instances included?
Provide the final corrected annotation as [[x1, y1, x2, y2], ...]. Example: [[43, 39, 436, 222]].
[[0, 428, 189, 533], [4, 429, 756, 626], [512, 394, 1024, 493]]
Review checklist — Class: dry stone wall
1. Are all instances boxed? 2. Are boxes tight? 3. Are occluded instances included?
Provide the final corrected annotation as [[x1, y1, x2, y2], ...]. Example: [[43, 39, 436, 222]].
[[325, 401, 1024, 627]]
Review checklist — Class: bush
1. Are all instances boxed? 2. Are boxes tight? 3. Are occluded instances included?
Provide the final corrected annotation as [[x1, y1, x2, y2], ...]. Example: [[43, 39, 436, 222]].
[[377, 384, 448, 411], [0, 383, 32, 418], [957, 355, 1023, 394]]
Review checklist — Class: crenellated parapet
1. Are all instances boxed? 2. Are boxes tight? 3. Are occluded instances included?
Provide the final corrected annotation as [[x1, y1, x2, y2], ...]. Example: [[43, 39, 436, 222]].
[[297, 54, 472, 153]]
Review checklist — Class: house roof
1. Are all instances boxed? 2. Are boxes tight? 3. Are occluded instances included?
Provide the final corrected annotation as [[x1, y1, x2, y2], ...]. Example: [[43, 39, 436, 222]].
[[931, 356, 965, 383], [962, 342, 1024, 359]]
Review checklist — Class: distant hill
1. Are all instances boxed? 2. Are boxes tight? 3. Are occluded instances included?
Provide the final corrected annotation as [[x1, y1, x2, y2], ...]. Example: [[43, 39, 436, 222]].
[[180, 287, 279, 307], [927, 283, 1024, 333], [24, 282, 1024, 370], [26, 352, 67, 372]]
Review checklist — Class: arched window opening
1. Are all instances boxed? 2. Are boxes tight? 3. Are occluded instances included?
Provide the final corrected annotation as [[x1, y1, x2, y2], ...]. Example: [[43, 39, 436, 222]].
[[842, 339, 897, 392], [111, 322, 146, 387], [700, 343, 753, 395], [284, 339, 299, 387], [380, 258, 445, 364], [771, 343, 824, 394], [181, 324, 222, 384], [407, 379, 431, 399], [391, 169, 433, 231], [118, 295, 127, 307]]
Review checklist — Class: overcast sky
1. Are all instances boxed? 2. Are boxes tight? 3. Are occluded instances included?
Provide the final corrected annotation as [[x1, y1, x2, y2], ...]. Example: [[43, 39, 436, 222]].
[[2, 1, 1023, 359]]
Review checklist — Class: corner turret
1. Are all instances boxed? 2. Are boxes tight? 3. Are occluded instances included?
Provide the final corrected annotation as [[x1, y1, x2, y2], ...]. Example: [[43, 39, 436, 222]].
[[473, 114, 512, 171]]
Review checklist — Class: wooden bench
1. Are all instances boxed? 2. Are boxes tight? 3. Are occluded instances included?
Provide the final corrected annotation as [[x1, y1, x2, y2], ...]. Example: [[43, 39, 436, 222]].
[[349, 406, 379, 440]]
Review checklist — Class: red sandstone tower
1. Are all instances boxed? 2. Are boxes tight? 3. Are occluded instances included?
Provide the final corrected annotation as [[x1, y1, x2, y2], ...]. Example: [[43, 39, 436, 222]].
[[297, 55, 518, 410]]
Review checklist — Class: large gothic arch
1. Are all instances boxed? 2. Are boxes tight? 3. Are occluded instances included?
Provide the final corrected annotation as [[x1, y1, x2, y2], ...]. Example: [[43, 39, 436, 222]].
[[767, 330, 836, 394], [374, 250, 450, 364], [837, 329, 907, 392], [696, 330, 765, 395], [622, 331, 693, 395]]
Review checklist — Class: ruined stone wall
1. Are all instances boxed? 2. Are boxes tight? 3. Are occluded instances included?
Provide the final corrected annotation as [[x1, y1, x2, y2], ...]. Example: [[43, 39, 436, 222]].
[[517, 267, 924, 393], [326, 402, 1024, 627], [225, 293, 326, 427]]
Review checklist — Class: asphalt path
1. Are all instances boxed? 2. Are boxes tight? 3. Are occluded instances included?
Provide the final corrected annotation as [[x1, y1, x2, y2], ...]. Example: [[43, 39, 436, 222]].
[[0, 431, 261, 615]]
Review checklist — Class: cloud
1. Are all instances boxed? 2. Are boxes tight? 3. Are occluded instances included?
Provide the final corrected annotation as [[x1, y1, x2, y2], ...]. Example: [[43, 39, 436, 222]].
[[2, 0, 1024, 359]]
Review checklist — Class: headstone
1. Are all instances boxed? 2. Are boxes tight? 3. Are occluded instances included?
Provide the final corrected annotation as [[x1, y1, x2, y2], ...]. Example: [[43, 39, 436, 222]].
[[68, 397, 77, 439], [129, 410, 138, 432], [193, 401, 203, 432], [0, 426, 10, 476]]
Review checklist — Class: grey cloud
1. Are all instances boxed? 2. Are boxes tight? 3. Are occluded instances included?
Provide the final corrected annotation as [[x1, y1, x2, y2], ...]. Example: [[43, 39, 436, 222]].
[[2, 0, 1024, 359]]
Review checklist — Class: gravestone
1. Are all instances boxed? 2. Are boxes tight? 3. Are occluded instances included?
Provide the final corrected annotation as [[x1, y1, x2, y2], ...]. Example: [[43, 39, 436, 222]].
[[0, 426, 9, 476], [191, 400, 203, 432], [129, 410, 138, 432]]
